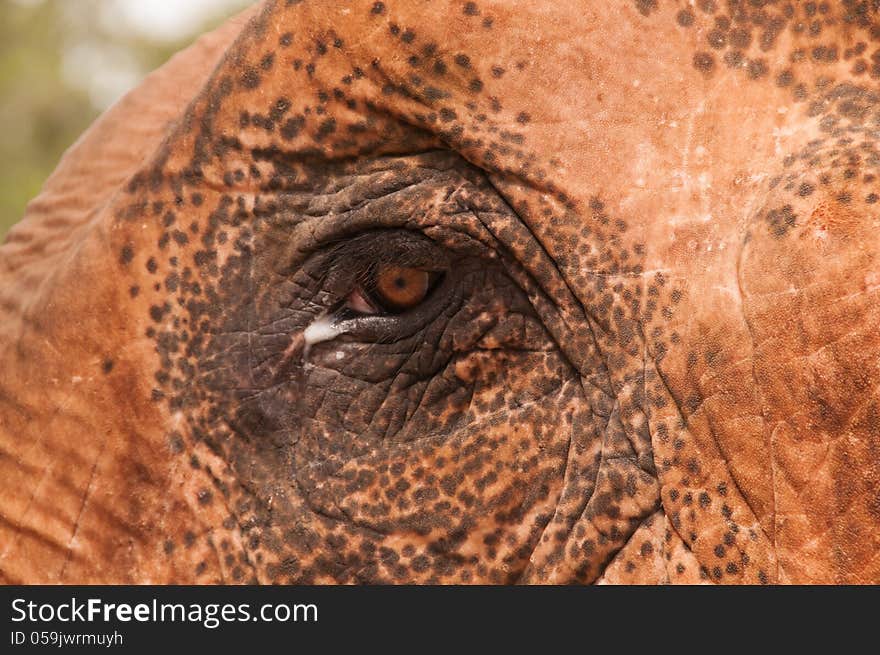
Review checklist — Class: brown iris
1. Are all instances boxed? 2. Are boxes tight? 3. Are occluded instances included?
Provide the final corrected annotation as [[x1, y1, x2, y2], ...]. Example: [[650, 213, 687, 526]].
[[372, 264, 431, 311]]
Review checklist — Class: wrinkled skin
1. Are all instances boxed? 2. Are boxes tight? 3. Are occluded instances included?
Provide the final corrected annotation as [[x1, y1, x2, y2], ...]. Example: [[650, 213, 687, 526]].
[[1, 0, 879, 584]]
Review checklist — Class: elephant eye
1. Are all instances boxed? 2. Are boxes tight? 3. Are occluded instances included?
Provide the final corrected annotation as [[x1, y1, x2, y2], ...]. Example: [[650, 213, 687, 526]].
[[345, 264, 443, 315], [300, 230, 454, 346]]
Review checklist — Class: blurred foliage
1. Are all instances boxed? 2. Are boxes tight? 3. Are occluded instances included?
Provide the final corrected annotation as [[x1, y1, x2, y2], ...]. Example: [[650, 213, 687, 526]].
[[0, 0, 248, 240]]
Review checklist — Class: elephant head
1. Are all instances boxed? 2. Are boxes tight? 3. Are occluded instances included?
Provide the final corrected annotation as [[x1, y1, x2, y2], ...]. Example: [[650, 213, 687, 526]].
[[1, 0, 878, 584]]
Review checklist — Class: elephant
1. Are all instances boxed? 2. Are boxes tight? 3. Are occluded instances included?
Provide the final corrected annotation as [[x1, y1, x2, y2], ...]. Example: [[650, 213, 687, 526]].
[[1, 0, 878, 585]]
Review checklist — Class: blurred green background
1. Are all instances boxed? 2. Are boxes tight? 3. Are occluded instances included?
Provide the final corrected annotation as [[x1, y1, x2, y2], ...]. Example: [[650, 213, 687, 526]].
[[0, 0, 251, 240]]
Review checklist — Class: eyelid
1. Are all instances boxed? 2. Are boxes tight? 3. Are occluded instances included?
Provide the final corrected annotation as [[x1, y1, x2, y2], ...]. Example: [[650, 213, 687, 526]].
[[329, 276, 460, 343]]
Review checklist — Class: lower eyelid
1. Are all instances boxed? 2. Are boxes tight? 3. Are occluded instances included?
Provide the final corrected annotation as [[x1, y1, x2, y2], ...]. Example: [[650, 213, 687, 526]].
[[319, 272, 462, 344]]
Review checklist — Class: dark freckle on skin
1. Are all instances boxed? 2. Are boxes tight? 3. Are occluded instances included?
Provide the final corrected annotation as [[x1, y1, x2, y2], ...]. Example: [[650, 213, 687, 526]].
[[316, 118, 337, 140], [676, 9, 695, 26], [698, 0, 717, 13], [424, 87, 445, 101], [516, 111, 530, 124], [454, 54, 471, 68], [635, 0, 658, 16], [370, 1, 384, 15], [776, 69, 794, 87], [280, 115, 305, 140], [468, 78, 483, 92], [464, 2, 479, 15], [119, 245, 134, 265], [707, 29, 726, 49], [724, 50, 744, 69], [197, 489, 213, 505], [747, 59, 768, 79], [129, 286, 139, 298], [401, 29, 415, 43], [102, 359, 114, 374], [693, 52, 715, 75], [146, 258, 158, 274], [240, 67, 260, 89]]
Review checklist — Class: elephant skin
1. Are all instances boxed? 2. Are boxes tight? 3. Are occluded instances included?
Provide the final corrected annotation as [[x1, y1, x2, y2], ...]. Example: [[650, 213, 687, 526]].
[[1, 0, 878, 584]]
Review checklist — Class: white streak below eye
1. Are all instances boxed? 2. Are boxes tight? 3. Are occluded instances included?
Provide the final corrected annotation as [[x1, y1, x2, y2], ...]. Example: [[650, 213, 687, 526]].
[[302, 314, 348, 363], [304, 315, 345, 346]]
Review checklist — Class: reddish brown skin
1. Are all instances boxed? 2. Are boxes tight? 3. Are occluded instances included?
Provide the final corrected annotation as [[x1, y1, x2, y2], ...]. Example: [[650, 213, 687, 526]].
[[1, 0, 879, 584]]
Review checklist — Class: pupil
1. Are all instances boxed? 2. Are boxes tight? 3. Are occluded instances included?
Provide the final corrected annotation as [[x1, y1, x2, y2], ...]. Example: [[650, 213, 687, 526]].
[[393, 277, 407, 289]]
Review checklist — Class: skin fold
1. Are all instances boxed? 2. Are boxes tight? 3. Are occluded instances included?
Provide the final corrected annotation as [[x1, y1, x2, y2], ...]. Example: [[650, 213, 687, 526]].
[[0, 0, 878, 584]]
